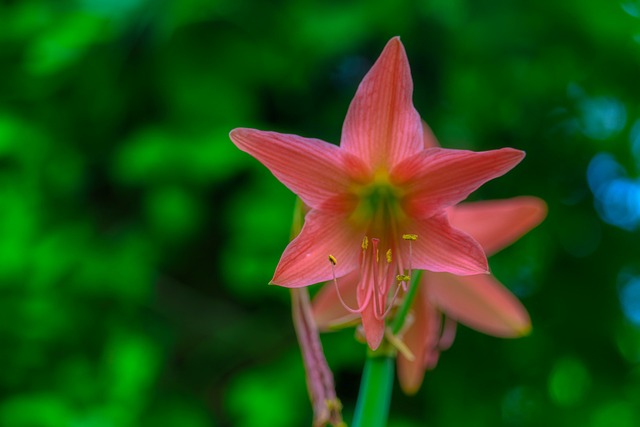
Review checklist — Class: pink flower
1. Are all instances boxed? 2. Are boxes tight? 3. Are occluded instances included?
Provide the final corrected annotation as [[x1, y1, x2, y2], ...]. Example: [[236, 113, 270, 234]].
[[313, 196, 546, 393], [313, 124, 547, 394], [230, 37, 524, 350]]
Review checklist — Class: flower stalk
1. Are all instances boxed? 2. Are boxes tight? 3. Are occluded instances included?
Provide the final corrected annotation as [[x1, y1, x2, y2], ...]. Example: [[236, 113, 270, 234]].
[[352, 352, 395, 427], [292, 287, 345, 427]]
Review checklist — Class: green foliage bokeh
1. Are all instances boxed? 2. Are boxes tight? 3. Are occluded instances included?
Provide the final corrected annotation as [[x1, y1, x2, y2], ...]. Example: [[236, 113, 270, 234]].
[[1, 0, 639, 426]]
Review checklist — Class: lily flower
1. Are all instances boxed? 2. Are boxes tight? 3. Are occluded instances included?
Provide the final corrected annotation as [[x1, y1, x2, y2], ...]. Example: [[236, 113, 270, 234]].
[[313, 124, 547, 393], [313, 195, 546, 393], [230, 37, 525, 350]]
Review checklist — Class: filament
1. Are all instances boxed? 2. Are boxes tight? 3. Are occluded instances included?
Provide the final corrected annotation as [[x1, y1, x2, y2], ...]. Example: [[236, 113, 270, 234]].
[[328, 255, 368, 314]]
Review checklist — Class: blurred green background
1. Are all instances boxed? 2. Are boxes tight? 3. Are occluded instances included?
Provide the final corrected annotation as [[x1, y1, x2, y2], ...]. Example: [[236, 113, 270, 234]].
[[1, 0, 639, 426]]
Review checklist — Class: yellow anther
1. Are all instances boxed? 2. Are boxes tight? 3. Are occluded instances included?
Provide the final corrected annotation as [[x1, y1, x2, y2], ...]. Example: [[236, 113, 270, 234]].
[[328, 254, 337, 266], [402, 234, 418, 241], [396, 274, 411, 282], [361, 236, 368, 250], [386, 249, 392, 263], [325, 398, 343, 411]]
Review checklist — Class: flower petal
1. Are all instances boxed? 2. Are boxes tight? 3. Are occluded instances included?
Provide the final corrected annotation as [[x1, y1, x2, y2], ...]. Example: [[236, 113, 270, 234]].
[[312, 272, 360, 331], [392, 147, 525, 219], [397, 284, 439, 395], [428, 272, 532, 337], [272, 210, 363, 288], [230, 128, 369, 211], [340, 37, 423, 169], [358, 283, 385, 350], [449, 197, 547, 256], [405, 213, 488, 275]]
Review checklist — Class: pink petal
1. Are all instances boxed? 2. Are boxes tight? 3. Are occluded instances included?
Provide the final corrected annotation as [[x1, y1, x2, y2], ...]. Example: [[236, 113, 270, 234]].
[[340, 37, 423, 169], [230, 128, 369, 212], [312, 272, 360, 330], [272, 210, 363, 288], [449, 197, 547, 256], [428, 272, 532, 337], [358, 283, 385, 350], [391, 147, 525, 219], [405, 213, 488, 275], [397, 284, 438, 395]]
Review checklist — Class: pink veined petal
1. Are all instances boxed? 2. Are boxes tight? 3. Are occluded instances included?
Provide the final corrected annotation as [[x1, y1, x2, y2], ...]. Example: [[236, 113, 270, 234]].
[[428, 272, 532, 337], [358, 283, 385, 350], [397, 284, 438, 395], [272, 210, 363, 288], [311, 272, 360, 331], [449, 197, 548, 256], [391, 147, 525, 219], [340, 37, 423, 169], [405, 213, 489, 275], [230, 128, 369, 212]]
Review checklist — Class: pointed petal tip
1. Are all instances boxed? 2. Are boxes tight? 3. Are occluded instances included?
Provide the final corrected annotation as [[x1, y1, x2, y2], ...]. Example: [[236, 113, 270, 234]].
[[360, 317, 385, 350], [529, 196, 549, 219], [228, 127, 245, 139], [387, 35, 402, 46], [499, 322, 532, 338], [228, 127, 251, 148], [501, 147, 526, 163], [360, 302, 385, 351], [400, 383, 420, 396], [518, 323, 533, 337], [382, 36, 407, 59], [268, 277, 294, 287], [461, 253, 489, 276], [366, 332, 384, 351]]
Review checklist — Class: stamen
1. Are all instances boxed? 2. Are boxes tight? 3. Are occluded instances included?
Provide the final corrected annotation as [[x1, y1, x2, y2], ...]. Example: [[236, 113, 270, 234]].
[[402, 234, 418, 291], [331, 233, 420, 325], [385, 329, 415, 361], [328, 254, 368, 314], [396, 274, 411, 283]]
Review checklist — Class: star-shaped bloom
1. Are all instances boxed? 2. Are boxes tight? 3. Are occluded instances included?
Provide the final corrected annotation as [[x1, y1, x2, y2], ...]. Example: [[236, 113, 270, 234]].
[[230, 37, 525, 350], [313, 123, 547, 393]]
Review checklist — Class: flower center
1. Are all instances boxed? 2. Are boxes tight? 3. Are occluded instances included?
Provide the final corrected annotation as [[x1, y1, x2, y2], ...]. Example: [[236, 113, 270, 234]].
[[349, 170, 405, 230], [328, 171, 417, 323], [328, 234, 417, 320]]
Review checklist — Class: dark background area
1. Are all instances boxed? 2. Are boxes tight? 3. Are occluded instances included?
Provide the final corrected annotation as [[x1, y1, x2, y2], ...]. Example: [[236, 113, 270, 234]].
[[1, 0, 639, 426]]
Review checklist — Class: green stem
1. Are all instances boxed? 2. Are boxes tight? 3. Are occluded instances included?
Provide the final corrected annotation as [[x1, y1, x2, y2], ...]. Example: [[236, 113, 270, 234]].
[[351, 353, 395, 427]]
